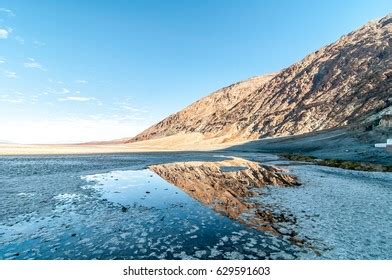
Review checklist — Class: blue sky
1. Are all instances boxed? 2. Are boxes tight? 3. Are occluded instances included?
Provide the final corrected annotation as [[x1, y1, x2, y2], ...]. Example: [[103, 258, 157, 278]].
[[0, 0, 391, 143]]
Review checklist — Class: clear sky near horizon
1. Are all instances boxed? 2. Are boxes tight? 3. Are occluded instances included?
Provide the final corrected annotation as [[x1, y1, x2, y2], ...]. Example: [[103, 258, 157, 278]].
[[0, 0, 391, 143]]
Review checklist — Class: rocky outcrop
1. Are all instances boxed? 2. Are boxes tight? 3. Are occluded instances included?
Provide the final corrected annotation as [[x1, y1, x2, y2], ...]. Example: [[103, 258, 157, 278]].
[[131, 13, 392, 144]]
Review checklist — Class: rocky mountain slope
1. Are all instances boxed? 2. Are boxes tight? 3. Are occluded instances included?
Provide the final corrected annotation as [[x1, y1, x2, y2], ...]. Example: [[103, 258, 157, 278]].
[[131, 13, 392, 144], [131, 74, 276, 143]]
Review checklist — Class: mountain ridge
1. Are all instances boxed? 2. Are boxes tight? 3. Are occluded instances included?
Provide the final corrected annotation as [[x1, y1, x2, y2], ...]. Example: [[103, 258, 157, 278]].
[[131, 13, 392, 145]]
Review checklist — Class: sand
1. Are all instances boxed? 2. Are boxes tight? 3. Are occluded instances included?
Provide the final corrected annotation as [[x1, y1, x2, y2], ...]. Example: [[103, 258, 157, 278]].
[[0, 132, 245, 155]]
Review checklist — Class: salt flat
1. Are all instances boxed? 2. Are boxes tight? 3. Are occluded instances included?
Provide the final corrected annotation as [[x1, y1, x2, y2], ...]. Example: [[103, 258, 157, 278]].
[[0, 152, 390, 259]]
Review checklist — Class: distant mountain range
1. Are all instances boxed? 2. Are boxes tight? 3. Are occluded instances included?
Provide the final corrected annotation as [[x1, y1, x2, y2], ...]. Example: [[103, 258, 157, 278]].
[[128, 13, 392, 146]]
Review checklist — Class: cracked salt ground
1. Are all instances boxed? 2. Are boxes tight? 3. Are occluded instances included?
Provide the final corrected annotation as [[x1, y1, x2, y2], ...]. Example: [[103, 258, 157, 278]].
[[0, 155, 309, 259], [254, 165, 392, 259]]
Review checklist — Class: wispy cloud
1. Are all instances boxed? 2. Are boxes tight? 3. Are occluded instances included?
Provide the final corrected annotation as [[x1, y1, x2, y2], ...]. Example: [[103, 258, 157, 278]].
[[115, 99, 148, 113], [110, 99, 149, 122], [122, 105, 148, 113], [0, 57, 5, 64], [0, 28, 10, 39], [48, 78, 64, 85], [108, 113, 146, 121], [24, 58, 46, 71], [75, 79, 88, 84], [0, 8, 15, 17], [43, 86, 73, 96], [14, 35, 25, 44], [2, 69, 17, 78], [0, 92, 24, 103], [32, 39, 45, 47], [58, 96, 96, 102]]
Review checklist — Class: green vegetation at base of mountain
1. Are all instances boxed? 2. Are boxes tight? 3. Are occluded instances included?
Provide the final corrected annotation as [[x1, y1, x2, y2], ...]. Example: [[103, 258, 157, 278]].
[[280, 153, 392, 172]]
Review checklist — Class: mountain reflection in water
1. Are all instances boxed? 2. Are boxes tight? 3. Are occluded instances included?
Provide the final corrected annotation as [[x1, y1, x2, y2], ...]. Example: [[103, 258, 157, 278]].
[[150, 157, 301, 239]]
